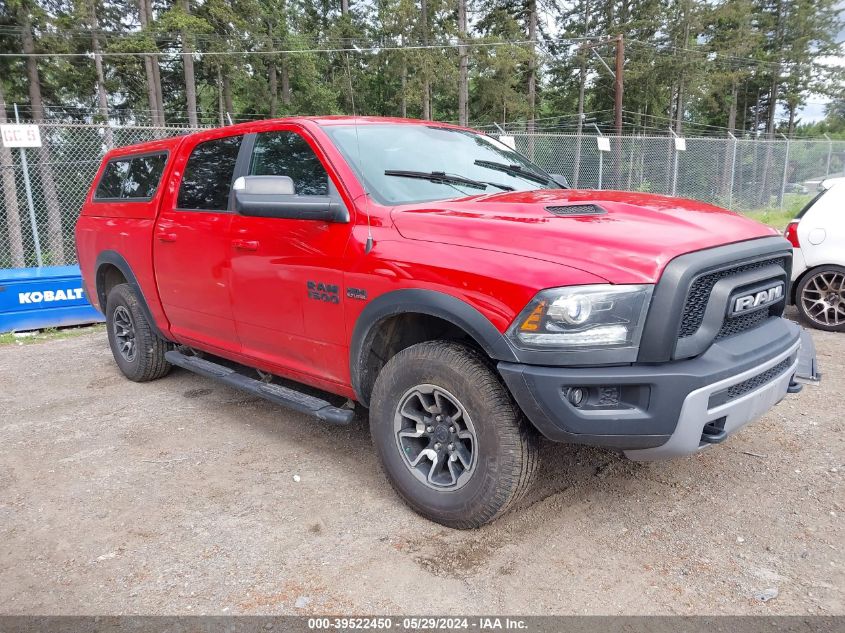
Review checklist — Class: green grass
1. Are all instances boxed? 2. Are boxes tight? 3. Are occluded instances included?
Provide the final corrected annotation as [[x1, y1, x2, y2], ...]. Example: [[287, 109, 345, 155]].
[[743, 208, 798, 231], [741, 192, 812, 231], [0, 324, 105, 346]]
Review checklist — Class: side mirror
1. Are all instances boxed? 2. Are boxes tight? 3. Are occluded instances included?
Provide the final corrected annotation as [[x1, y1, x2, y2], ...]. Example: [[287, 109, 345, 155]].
[[550, 173, 569, 188], [233, 175, 348, 222]]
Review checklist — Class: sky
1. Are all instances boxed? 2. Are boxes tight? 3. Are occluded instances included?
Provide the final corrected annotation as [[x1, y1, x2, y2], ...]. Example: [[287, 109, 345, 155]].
[[800, 101, 830, 122], [798, 2, 845, 122]]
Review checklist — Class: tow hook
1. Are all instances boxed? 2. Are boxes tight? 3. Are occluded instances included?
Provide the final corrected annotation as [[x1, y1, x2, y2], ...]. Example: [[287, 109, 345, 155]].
[[701, 418, 728, 444]]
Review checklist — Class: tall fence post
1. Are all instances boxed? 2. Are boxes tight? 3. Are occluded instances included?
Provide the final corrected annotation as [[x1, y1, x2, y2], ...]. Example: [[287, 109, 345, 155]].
[[779, 133, 790, 209], [14, 104, 43, 268], [597, 147, 603, 190], [824, 134, 832, 177], [664, 136, 672, 194], [573, 130, 582, 188], [669, 128, 680, 196], [728, 132, 738, 211], [593, 124, 604, 190]]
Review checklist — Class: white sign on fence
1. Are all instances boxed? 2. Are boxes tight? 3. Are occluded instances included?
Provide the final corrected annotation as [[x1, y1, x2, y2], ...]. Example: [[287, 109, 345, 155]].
[[498, 135, 516, 149], [674, 136, 686, 151], [596, 136, 611, 152], [1, 124, 42, 148]]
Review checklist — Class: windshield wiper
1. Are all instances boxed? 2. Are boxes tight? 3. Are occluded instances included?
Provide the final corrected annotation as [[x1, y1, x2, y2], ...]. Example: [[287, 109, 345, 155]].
[[384, 170, 492, 190], [473, 160, 552, 186]]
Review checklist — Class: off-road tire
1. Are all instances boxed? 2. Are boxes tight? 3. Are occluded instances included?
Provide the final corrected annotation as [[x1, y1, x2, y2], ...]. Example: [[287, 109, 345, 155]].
[[370, 341, 538, 529], [795, 265, 845, 333], [105, 283, 171, 382]]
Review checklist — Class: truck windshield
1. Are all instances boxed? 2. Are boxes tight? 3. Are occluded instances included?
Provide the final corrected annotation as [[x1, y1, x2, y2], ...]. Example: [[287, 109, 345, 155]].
[[323, 124, 558, 205]]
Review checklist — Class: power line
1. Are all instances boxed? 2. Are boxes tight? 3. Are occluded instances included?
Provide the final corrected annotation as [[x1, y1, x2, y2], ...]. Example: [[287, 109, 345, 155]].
[[479, 110, 616, 127], [627, 38, 836, 71], [622, 109, 740, 134], [1, 26, 836, 78], [0, 26, 459, 50], [0, 36, 595, 58]]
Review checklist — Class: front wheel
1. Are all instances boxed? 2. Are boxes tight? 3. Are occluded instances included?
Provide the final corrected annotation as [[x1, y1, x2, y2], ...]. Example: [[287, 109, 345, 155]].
[[796, 265, 845, 332], [105, 283, 172, 381], [369, 341, 538, 529]]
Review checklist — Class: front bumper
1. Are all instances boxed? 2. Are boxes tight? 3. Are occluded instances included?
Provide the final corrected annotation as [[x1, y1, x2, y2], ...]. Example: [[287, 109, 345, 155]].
[[499, 317, 815, 460]]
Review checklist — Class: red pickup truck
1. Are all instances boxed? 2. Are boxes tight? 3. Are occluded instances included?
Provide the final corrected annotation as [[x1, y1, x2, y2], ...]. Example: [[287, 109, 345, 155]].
[[76, 116, 817, 528]]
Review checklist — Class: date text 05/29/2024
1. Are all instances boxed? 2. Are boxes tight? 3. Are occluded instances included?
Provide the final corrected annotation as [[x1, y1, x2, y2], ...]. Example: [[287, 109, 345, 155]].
[[307, 617, 528, 630]]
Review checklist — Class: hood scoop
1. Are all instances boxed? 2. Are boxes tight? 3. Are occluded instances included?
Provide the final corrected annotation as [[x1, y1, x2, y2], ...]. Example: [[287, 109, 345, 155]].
[[545, 203, 606, 217]]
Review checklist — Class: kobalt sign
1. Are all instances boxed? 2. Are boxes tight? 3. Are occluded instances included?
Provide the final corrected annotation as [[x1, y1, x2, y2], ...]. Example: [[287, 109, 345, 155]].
[[18, 288, 85, 304]]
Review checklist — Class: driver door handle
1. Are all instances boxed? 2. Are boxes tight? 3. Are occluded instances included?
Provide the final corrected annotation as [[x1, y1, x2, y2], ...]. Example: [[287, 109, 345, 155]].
[[156, 232, 177, 242], [232, 239, 259, 251]]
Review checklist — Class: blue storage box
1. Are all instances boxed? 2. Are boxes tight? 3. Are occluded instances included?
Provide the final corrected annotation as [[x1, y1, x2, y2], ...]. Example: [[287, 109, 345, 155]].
[[0, 266, 105, 333]]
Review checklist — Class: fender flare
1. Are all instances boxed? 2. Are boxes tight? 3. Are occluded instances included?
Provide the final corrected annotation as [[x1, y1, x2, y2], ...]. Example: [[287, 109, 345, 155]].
[[349, 288, 518, 405], [95, 251, 170, 340]]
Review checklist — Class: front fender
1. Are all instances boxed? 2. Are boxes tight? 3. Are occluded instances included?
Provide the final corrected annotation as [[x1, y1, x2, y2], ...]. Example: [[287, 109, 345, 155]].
[[349, 288, 518, 405]]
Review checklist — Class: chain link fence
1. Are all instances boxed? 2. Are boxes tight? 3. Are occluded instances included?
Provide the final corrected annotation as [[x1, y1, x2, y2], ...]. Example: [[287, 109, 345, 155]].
[[0, 123, 200, 269], [509, 133, 845, 211], [2, 122, 844, 268]]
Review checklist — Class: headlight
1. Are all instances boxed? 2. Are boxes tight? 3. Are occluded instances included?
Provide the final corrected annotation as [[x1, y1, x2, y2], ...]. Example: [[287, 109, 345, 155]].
[[508, 285, 653, 350]]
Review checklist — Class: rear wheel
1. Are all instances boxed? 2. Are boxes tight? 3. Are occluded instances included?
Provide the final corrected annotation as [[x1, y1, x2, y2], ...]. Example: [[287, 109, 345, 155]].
[[105, 284, 171, 381], [796, 265, 845, 332], [369, 341, 538, 529]]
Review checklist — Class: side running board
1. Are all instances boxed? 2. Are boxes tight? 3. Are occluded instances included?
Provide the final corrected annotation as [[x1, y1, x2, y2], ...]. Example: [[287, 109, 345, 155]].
[[164, 350, 355, 425]]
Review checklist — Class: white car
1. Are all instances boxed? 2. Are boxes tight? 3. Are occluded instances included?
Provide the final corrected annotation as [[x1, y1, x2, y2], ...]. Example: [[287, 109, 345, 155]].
[[786, 178, 845, 332]]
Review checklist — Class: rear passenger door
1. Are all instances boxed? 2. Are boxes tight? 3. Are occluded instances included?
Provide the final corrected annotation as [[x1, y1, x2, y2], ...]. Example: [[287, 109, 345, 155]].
[[228, 127, 353, 386], [154, 132, 244, 353]]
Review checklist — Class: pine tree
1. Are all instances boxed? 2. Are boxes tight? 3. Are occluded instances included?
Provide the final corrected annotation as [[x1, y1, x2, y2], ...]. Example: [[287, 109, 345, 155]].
[[13, 0, 66, 264], [0, 79, 25, 268]]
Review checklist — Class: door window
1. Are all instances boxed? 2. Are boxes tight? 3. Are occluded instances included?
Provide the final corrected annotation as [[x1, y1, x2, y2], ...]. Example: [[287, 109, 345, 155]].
[[177, 135, 243, 211], [249, 131, 329, 196]]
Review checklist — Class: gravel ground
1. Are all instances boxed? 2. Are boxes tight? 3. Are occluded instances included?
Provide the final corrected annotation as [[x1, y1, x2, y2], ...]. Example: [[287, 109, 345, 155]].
[[0, 313, 842, 616]]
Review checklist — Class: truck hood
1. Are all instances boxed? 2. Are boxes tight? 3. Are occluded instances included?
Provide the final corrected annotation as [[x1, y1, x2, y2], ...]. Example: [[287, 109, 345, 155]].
[[390, 189, 778, 284]]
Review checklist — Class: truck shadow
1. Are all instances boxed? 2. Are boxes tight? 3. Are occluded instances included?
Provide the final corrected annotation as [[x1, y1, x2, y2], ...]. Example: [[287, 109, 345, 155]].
[[516, 439, 639, 511], [170, 365, 649, 527]]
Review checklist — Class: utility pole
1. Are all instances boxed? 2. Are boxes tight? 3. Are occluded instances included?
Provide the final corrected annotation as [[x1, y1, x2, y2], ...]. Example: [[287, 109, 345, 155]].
[[614, 34, 623, 139], [613, 34, 624, 188], [457, 0, 468, 126], [180, 0, 198, 127], [527, 0, 538, 134], [420, 0, 431, 120], [573, 0, 592, 189], [581, 35, 624, 186], [573, 51, 586, 188]]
